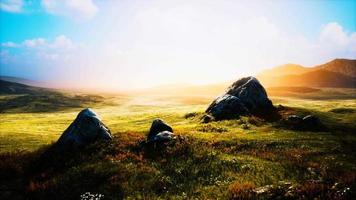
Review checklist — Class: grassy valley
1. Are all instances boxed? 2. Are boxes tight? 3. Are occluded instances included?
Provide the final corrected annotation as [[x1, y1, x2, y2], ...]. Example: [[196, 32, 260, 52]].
[[0, 79, 355, 199]]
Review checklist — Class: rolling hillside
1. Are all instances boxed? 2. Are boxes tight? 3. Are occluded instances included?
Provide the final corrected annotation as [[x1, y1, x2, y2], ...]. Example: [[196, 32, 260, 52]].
[[0, 76, 46, 87], [257, 64, 312, 78], [315, 58, 356, 77], [0, 80, 105, 113], [258, 59, 356, 88], [0, 80, 38, 94], [263, 69, 355, 88]]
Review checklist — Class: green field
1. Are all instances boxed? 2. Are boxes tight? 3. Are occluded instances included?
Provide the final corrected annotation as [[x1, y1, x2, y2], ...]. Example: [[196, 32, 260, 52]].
[[1, 87, 356, 199]]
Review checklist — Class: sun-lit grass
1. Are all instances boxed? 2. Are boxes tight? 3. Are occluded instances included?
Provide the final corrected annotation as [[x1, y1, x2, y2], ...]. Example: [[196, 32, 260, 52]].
[[0, 88, 355, 199], [2, 92, 355, 152]]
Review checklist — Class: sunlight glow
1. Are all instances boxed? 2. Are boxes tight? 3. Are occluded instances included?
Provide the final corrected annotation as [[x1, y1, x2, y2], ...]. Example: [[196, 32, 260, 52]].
[[1, 0, 355, 91]]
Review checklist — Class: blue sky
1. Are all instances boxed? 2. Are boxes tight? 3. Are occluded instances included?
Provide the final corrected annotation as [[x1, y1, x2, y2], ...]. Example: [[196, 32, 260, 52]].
[[0, 0, 355, 90]]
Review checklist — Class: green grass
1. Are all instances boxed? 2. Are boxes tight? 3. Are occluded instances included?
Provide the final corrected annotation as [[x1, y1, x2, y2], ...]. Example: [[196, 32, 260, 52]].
[[0, 88, 356, 199]]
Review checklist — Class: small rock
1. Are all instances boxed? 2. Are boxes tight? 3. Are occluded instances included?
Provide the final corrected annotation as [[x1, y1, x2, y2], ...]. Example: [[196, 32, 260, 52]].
[[302, 115, 324, 129], [284, 114, 325, 131], [253, 185, 274, 194], [286, 115, 303, 124], [148, 131, 174, 142], [147, 119, 174, 142]]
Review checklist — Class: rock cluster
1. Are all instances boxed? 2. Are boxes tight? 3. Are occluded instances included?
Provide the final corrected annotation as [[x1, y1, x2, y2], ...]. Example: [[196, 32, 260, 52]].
[[147, 119, 175, 143], [206, 76, 274, 120], [56, 108, 112, 148], [285, 114, 325, 131]]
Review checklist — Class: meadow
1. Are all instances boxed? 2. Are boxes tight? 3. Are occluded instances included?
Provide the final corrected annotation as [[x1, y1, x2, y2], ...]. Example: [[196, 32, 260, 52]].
[[0, 87, 356, 199]]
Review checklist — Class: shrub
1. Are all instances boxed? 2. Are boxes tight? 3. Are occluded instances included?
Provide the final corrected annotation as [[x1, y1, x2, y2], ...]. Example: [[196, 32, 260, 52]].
[[184, 112, 199, 119], [228, 182, 256, 200], [197, 124, 228, 133]]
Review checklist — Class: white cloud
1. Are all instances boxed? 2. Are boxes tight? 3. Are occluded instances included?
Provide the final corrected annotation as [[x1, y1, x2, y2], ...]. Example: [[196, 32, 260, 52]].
[[50, 35, 75, 50], [1, 41, 19, 47], [0, 0, 23, 13], [23, 38, 47, 48], [319, 22, 349, 47], [314, 22, 356, 60], [41, 0, 98, 20], [15, 35, 75, 50], [1, 35, 77, 63], [1, 0, 356, 90]]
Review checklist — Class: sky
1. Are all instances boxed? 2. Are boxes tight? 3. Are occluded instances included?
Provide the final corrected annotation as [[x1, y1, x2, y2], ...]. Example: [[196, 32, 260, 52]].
[[0, 0, 355, 91]]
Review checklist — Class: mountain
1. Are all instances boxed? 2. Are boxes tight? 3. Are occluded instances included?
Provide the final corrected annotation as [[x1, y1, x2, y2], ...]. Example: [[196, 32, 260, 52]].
[[0, 80, 40, 94], [257, 59, 356, 88], [258, 64, 312, 78], [0, 80, 105, 113], [265, 70, 355, 88], [314, 59, 356, 77], [0, 76, 46, 87]]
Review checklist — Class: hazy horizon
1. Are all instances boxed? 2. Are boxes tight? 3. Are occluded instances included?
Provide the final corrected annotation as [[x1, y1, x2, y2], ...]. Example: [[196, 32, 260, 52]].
[[1, 0, 356, 91]]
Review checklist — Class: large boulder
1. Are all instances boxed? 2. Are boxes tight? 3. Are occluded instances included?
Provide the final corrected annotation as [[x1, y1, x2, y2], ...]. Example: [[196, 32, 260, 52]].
[[205, 94, 249, 120], [147, 119, 174, 142], [206, 76, 274, 120], [56, 108, 112, 148]]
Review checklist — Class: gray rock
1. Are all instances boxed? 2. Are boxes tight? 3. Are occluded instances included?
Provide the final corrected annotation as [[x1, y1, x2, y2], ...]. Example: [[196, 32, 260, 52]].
[[147, 119, 174, 142], [148, 131, 174, 142], [302, 115, 326, 131], [286, 115, 303, 125], [56, 108, 112, 148], [206, 94, 249, 120], [285, 114, 325, 131], [303, 115, 321, 125], [225, 77, 273, 113], [206, 77, 273, 120]]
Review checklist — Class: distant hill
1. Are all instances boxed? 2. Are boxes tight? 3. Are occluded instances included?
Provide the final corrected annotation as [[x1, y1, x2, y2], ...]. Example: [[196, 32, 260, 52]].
[[258, 64, 312, 78], [258, 59, 356, 88], [264, 70, 355, 88], [314, 59, 356, 77], [0, 80, 39, 94], [0, 76, 46, 87], [0, 80, 105, 113]]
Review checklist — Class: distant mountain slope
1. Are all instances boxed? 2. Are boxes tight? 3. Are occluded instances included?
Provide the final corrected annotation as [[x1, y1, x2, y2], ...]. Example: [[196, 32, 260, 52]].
[[257, 58, 356, 88], [0, 76, 45, 87], [258, 64, 312, 77], [0, 80, 39, 94], [0, 80, 105, 113], [260, 69, 356, 88], [314, 59, 356, 77]]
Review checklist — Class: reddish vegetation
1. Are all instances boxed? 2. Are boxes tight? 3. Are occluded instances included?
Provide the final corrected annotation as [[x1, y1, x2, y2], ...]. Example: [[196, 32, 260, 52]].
[[229, 182, 256, 200]]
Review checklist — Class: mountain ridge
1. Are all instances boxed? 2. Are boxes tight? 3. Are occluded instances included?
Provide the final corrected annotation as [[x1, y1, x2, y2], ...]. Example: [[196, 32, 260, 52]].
[[257, 58, 356, 88]]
